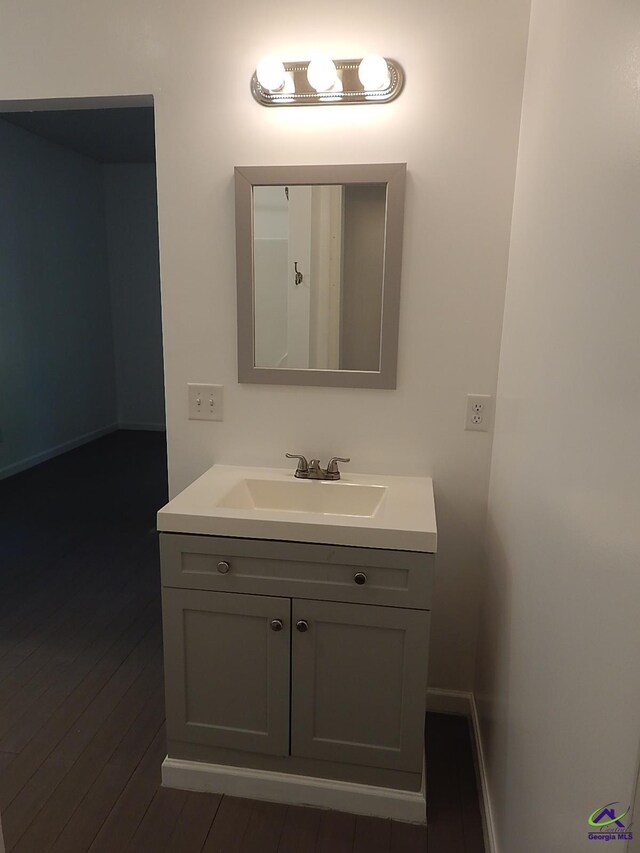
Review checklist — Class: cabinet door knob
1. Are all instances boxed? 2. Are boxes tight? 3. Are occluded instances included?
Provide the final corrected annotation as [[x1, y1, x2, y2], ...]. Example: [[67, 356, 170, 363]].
[[217, 560, 230, 574], [270, 619, 283, 632], [296, 620, 309, 633], [354, 572, 367, 585]]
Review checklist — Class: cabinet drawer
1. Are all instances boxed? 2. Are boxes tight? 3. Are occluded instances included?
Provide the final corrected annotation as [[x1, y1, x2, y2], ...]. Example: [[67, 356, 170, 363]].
[[161, 533, 433, 610]]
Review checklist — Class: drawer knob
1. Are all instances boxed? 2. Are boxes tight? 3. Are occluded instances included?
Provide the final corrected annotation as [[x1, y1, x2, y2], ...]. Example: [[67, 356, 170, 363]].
[[270, 619, 283, 632], [296, 620, 309, 633], [354, 572, 367, 585], [217, 560, 231, 574]]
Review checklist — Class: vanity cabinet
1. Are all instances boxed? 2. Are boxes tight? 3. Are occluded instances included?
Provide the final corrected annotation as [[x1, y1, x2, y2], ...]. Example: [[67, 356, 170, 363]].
[[160, 533, 433, 793]]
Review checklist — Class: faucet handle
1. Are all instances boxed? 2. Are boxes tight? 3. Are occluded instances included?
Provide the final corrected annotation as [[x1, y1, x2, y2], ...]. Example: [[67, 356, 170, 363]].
[[326, 457, 350, 475], [286, 453, 309, 475]]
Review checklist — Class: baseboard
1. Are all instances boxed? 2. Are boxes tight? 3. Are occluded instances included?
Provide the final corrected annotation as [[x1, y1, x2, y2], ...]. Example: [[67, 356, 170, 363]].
[[425, 688, 497, 853], [0, 424, 118, 480], [118, 422, 166, 432], [469, 693, 498, 853], [162, 757, 426, 824]]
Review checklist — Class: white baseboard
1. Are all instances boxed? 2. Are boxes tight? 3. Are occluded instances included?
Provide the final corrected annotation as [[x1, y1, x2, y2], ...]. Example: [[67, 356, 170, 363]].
[[118, 422, 166, 432], [0, 424, 118, 480], [469, 692, 497, 853], [162, 757, 426, 824], [425, 688, 497, 853]]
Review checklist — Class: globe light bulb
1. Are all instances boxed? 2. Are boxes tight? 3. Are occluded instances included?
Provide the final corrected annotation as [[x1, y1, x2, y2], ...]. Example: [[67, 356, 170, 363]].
[[256, 55, 286, 92], [306, 56, 338, 93], [358, 54, 390, 91]]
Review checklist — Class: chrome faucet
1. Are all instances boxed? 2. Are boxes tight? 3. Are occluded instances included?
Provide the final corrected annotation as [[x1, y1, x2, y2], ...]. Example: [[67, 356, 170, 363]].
[[286, 453, 350, 481]]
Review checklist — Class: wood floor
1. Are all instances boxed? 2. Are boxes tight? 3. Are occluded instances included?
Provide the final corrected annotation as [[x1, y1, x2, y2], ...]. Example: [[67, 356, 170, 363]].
[[0, 431, 485, 852]]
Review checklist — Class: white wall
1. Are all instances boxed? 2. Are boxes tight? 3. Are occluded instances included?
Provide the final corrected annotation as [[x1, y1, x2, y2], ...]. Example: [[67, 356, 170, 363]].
[[476, 2, 640, 850], [104, 163, 166, 430], [0, 0, 531, 690], [0, 118, 117, 478]]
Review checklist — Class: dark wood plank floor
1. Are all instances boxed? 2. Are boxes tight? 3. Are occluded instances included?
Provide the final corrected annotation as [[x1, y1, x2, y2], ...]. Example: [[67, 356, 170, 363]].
[[0, 431, 485, 852]]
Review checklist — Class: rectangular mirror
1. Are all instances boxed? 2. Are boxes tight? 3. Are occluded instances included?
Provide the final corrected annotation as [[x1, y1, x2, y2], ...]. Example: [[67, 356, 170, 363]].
[[235, 163, 406, 389]]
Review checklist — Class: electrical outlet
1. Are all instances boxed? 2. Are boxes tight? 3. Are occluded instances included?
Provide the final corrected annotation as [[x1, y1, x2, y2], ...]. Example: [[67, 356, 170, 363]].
[[188, 384, 224, 421], [465, 394, 493, 432]]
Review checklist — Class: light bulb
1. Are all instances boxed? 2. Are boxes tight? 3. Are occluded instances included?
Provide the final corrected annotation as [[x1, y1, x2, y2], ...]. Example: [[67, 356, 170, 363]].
[[256, 55, 286, 92], [306, 56, 338, 93], [358, 54, 390, 91]]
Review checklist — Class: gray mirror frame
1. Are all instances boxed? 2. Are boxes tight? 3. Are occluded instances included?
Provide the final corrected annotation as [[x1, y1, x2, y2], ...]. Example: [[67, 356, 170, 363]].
[[234, 163, 406, 389]]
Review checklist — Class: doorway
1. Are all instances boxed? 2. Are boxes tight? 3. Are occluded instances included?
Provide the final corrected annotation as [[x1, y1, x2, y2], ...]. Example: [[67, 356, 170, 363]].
[[0, 98, 166, 477], [0, 97, 169, 851]]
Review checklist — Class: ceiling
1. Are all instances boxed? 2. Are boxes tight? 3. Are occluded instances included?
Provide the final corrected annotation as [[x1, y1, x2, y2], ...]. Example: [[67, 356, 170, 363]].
[[0, 107, 156, 164]]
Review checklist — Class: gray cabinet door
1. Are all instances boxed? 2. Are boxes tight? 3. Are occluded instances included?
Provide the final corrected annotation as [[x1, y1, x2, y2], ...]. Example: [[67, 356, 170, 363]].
[[163, 588, 290, 756], [291, 599, 429, 773]]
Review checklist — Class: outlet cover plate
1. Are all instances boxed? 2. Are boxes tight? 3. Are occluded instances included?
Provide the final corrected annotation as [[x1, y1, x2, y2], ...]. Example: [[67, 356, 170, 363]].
[[465, 394, 493, 432], [188, 384, 224, 421]]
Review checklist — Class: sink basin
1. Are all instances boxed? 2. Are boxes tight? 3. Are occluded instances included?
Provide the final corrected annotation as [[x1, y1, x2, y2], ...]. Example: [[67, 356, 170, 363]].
[[217, 478, 387, 517], [158, 465, 437, 553]]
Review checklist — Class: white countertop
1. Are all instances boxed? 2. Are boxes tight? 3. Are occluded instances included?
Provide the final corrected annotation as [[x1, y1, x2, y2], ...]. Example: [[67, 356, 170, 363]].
[[157, 465, 437, 553]]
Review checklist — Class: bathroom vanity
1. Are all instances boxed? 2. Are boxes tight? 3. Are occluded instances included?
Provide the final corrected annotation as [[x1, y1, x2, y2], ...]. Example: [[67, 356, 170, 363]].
[[157, 464, 436, 822]]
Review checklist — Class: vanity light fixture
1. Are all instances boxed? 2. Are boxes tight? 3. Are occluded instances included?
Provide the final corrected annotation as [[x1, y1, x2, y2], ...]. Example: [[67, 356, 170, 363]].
[[251, 54, 403, 106]]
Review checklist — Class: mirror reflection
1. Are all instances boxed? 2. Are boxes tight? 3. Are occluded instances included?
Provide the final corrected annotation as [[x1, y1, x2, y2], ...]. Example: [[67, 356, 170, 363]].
[[253, 183, 386, 371]]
